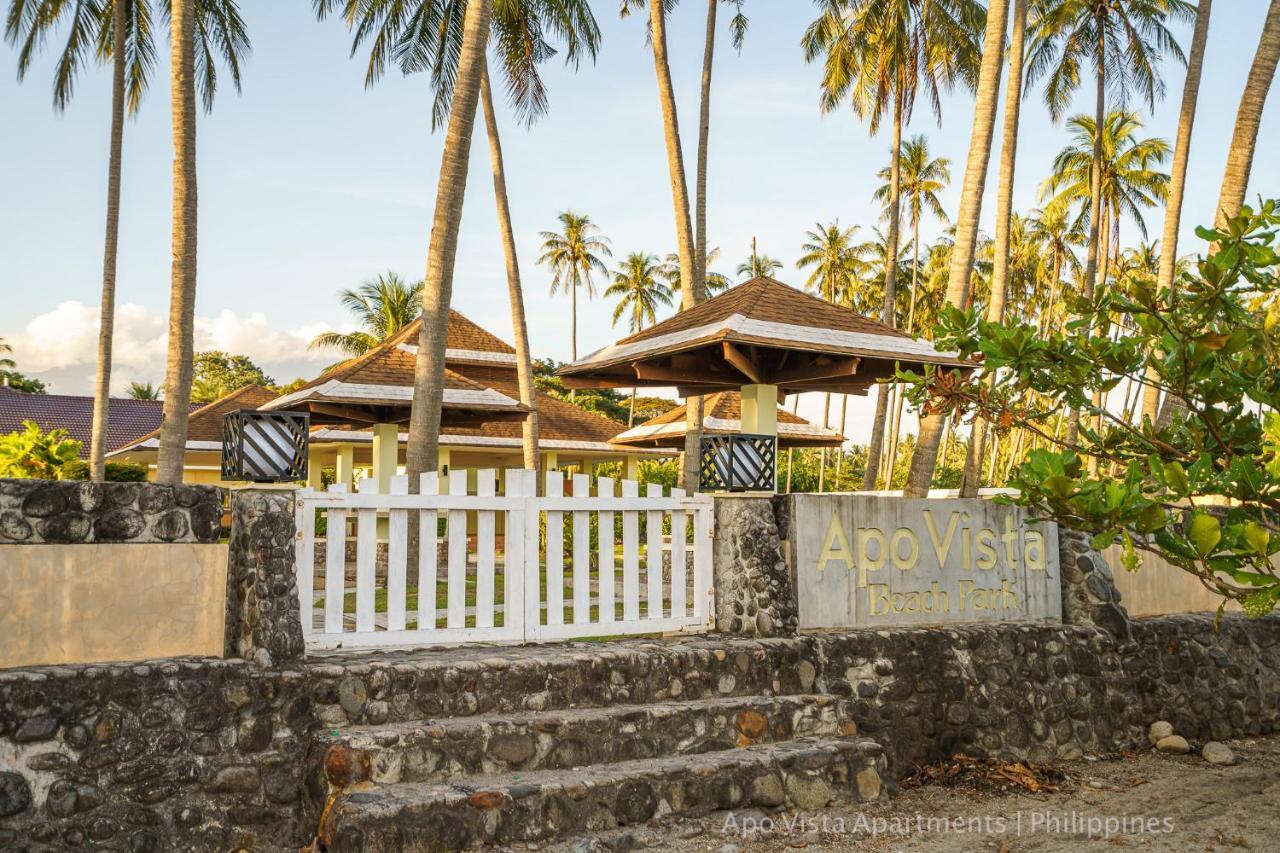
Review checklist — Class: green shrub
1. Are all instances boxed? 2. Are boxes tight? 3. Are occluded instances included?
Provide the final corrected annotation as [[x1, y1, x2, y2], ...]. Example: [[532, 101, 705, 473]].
[[59, 459, 150, 482], [0, 421, 81, 479]]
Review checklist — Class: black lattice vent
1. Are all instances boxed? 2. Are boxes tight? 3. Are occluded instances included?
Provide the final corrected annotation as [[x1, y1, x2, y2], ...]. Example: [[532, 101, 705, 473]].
[[221, 410, 310, 483], [700, 434, 777, 492]]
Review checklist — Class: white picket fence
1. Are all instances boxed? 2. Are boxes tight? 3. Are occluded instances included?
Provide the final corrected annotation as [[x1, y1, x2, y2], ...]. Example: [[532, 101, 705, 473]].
[[294, 469, 715, 650]]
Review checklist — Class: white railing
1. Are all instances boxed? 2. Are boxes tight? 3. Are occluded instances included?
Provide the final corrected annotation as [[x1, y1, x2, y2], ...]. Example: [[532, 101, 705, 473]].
[[294, 469, 715, 650]]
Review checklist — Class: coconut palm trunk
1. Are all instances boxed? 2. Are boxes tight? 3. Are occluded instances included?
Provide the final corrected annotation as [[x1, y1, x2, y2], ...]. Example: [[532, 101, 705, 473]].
[[1215, 0, 1280, 227], [156, 0, 200, 485], [862, 91, 904, 491], [1063, 13, 1109, 447], [905, 0, 1010, 497], [647, 0, 704, 491], [695, 0, 717, 305], [480, 62, 540, 475], [406, 0, 493, 483], [89, 0, 128, 482], [962, 0, 1027, 497]]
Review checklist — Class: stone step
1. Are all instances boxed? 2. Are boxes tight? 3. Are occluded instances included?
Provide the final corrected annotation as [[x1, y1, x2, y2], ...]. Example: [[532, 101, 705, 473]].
[[313, 694, 857, 786], [317, 737, 886, 851], [306, 636, 820, 726]]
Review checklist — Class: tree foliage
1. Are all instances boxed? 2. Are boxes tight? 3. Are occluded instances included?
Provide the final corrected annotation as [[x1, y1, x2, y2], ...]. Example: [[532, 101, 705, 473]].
[[902, 202, 1280, 617], [191, 350, 274, 403]]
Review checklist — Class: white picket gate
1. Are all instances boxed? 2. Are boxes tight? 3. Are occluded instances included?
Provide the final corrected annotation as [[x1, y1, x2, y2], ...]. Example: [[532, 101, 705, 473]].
[[294, 469, 715, 650]]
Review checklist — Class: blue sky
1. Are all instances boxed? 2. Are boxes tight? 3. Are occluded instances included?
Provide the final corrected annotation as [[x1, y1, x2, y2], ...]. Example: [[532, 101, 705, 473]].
[[2, 1, 1277, 438]]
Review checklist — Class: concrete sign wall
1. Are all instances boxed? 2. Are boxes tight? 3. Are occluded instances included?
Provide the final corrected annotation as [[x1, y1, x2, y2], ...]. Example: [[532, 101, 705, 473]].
[[785, 495, 1061, 629]]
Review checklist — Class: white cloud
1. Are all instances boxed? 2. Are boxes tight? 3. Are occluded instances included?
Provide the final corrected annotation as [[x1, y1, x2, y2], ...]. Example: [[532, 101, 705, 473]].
[[4, 301, 340, 395]]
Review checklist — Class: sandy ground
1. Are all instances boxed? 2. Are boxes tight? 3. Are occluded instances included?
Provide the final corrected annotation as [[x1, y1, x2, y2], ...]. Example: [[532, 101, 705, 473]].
[[547, 736, 1280, 853]]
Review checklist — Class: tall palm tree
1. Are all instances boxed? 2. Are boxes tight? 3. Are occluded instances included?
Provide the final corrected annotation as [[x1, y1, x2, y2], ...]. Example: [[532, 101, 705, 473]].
[[797, 222, 860, 304], [961, 0, 1028, 497], [1141, 0, 1212, 423], [1215, 0, 1280, 227], [402, 0, 494, 481], [1026, 0, 1192, 305], [905, 0, 1009, 498], [8, 0, 243, 480], [622, 0, 710, 491], [0, 338, 14, 372], [804, 0, 982, 493], [873, 135, 951, 486], [538, 212, 612, 363], [309, 273, 424, 358], [315, 1, 602, 478], [873, 135, 951, 332], [156, 0, 250, 484], [695, 0, 747, 320], [736, 252, 783, 280], [606, 253, 675, 426], [1025, 202, 1084, 333], [797, 220, 859, 489], [1041, 111, 1171, 251]]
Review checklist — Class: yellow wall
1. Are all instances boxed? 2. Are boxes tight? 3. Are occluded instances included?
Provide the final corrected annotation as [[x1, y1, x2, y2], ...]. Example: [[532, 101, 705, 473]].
[[0, 543, 228, 668]]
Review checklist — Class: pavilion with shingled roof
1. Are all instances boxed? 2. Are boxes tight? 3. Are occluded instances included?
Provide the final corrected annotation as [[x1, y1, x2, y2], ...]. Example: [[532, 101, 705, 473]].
[[559, 276, 970, 489]]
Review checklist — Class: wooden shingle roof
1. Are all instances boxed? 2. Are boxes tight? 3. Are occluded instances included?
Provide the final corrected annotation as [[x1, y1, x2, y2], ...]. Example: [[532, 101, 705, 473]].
[[559, 276, 970, 397]]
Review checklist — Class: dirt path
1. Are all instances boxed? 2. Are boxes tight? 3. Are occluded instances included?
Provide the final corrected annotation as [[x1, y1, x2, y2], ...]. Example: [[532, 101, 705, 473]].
[[551, 736, 1280, 853]]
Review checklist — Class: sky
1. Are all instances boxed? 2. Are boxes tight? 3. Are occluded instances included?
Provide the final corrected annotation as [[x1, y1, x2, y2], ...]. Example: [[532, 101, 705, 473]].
[[2, 1, 1278, 442]]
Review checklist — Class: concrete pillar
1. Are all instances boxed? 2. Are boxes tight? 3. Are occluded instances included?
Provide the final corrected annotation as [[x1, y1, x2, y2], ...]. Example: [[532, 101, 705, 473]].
[[335, 445, 355, 491], [371, 423, 399, 494], [625, 454, 639, 481], [438, 447, 452, 475], [740, 384, 779, 437], [307, 448, 325, 490], [545, 451, 559, 472]]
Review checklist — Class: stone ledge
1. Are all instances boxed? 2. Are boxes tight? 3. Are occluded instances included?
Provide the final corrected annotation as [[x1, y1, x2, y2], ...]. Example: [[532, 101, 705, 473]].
[[0, 479, 224, 544]]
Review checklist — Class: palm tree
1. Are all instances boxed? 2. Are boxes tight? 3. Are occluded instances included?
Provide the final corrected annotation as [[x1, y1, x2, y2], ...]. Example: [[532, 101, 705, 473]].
[[797, 220, 860, 490], [905, 0, 1009, 498], [8, 0, 243, 481], [960, 0, 1028, 497], [316, 1, 601, 479], [695, 0, 748, 322], [606, 253, 675, 425], [665, 248, 731, 297], [1026, 0, 1192, 306], [1215, 0, 1280, 227], [804, 0, 982, 493], [309, 273, 425, 358], [737, 252, 784, 280], [126, 381, 162, 401], [1141, 0, 1212, 423], [0, 338, 14, 374], [622, 0, 711, 491], [873, 135, 952, 487], [797, 222, 860, 304], [156, 0, 250, 484], [1025, 202, 1085, 333], [1042, 111, 1171, 258], [873, 136, 951, 332], [538, 212, 612, 363]]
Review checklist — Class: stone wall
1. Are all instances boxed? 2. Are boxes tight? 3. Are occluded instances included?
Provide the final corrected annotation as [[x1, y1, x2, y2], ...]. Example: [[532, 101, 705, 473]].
[[0, 480, 223, 545], [1059, 528, 1133, 638], [710, 496, 798, 637], [0, 658, 310, 851]]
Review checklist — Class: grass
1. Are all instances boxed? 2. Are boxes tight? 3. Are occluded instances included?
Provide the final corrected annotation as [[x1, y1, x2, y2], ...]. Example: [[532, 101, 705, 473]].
[[313, 564, 692, 630]]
